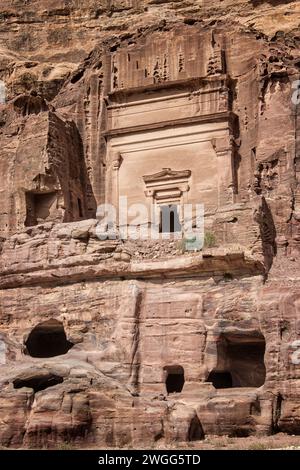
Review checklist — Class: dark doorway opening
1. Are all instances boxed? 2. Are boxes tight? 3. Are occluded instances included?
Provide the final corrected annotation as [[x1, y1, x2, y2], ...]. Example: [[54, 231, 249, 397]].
[[25, 319, 74, 358], [159, 205, 181, 233], [206, 333, 266, 389], [13, 373, 64, 393], [206, 371, 233, 389], [164, 365, 185, 394], [78, 198, 83, 218], [25, 191, 58, 226], [188, 416, 204, 441]]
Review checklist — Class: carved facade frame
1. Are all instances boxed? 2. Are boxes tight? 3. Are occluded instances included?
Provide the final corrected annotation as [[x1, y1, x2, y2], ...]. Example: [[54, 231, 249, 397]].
[[143, 168, 191, 230]]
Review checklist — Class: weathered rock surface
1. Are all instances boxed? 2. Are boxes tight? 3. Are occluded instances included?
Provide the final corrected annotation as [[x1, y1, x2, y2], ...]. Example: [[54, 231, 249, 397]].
[[0, 0, 300, 448]]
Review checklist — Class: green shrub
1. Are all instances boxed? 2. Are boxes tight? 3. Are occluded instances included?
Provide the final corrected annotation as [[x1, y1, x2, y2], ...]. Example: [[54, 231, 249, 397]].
[[57, 442, 74, 451], [204, 232, 217, 248], [248, 442, 267, 451]]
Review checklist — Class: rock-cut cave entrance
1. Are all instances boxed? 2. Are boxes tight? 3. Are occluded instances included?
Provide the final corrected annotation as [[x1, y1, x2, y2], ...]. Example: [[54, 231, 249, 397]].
[[188, 416, 204, 441], [207, 371, 233, 389], [25, 191, 58, 227], [206, 333, 266, 389], [25, 319, 74, 358], [164, 365, 185, 394]]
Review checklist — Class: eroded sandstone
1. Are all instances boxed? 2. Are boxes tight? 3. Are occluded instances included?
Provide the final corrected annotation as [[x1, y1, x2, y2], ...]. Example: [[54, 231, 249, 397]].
[[0, 0, 300, 449]]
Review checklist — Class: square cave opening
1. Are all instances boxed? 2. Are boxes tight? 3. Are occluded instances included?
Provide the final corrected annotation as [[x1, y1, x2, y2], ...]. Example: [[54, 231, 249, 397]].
[[25, 191, 58, 227], [206, 333, 266, 389], [164, 365, 185, 394]]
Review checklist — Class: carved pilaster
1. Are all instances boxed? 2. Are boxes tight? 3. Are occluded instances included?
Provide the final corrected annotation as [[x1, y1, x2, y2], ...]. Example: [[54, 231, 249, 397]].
[[111, 152, 123, 225], [212, 136, 236, 206]]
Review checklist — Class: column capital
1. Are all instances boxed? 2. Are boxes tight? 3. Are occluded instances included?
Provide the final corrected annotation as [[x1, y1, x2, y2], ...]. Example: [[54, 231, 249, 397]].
[[179, 183, 190, 193], [112, 152, 123, 170], [211, 136, 234, 155]]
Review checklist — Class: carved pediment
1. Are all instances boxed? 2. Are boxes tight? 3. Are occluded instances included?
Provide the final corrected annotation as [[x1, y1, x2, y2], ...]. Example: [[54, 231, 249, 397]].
[[143, 168, 191, 184], [143, 168, 191, 202]]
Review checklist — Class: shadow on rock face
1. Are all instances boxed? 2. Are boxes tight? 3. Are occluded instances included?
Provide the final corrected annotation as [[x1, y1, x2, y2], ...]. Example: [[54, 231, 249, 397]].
[[13, 373, 64, 393]]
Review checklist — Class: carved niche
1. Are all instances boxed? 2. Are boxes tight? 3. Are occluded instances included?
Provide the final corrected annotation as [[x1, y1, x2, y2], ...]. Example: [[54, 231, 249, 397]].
[[24, 172, 64, 227]]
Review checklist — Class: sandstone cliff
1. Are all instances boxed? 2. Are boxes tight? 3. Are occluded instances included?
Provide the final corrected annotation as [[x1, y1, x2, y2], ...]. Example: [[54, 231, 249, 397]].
[[0, 0, 300, 449]]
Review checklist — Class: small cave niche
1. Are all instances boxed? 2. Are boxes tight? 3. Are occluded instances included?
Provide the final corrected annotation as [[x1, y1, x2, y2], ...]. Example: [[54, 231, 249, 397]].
[[223, 272, 234, 282], [207, 371, 233, 389], [13, 373, 64, 393], [25, 319, 74, 358], [164, 365, 185, 394], [25, 191, 58, 227], [188, 416, 204, 441], [78, 198, 83, 218], [206, 333, 266, 389]]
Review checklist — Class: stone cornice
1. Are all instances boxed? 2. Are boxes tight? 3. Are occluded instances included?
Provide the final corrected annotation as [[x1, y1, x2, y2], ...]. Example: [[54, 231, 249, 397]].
[[104, 111, 236, 138]]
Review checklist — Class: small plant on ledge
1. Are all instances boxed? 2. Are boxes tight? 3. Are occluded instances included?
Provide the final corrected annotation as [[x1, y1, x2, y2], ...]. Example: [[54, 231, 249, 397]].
[[204, 231, 217, 249]]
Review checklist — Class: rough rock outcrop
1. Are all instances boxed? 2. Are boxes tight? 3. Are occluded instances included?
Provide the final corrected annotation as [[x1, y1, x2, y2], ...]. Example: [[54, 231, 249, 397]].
[[0, 0, 300, 448]]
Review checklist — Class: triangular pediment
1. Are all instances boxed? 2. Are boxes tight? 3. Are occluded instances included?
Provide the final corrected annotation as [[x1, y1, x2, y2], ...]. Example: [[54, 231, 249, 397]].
[[143, 168, 191, 184]]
